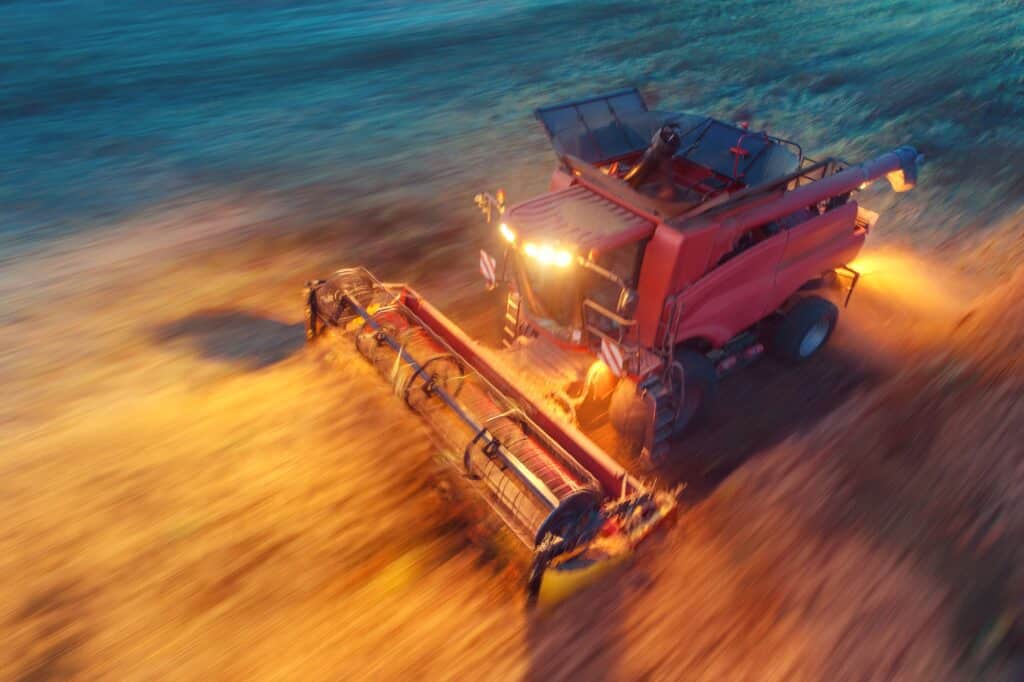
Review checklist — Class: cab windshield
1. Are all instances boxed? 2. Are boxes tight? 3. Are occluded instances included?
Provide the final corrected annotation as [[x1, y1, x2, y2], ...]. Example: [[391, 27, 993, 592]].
[[514, 240, 644, 340], [514, 252, 578, 336]]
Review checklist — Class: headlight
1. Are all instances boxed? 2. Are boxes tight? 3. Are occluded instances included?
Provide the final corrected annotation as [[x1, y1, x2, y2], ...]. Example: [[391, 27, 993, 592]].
[[499, 222, 516, 244], [523, 242, 573, 267]]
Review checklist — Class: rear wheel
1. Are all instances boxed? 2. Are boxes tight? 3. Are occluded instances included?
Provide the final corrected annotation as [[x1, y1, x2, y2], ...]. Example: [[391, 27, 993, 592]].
[[768, 296, 838, 363], [671, 350, 718, 435]]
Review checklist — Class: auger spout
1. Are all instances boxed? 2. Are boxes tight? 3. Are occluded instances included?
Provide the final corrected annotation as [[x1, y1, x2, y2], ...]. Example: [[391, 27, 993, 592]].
[[722, 146, 923, 235]]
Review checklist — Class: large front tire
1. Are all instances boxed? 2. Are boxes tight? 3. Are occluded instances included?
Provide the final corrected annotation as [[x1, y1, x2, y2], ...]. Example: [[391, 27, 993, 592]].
[[672, 350, 718, 435], [768, 296, 838, 363], [609, 377, 649, 444]]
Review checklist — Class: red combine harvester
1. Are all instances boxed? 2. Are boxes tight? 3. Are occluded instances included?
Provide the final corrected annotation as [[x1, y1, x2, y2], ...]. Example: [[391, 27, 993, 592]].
[[305, 88, 921, 604]]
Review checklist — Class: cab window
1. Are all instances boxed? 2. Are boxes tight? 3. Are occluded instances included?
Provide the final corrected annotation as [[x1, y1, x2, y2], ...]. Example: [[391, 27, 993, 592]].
[[584, 240, 644, 314]]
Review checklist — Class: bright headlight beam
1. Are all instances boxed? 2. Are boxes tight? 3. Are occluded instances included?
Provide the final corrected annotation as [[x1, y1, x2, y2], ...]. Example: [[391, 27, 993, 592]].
[[499, 222, 516, 243], [523, 241, 573, 267]]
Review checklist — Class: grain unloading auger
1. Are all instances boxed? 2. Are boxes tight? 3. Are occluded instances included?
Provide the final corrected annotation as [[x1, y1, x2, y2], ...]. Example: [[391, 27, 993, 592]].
[[304, 268, 676, 605]]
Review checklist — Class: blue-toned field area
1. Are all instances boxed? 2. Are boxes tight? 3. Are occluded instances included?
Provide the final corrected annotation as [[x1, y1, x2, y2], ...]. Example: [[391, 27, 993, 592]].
[[2, 2, 1024, 680], [2, 1, 1022, 248]]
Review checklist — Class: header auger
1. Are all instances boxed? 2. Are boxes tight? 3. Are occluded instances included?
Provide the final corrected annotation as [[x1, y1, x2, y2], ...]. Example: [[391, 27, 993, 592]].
[[305, 268, 675, 605], [306, 88, 920, 604]]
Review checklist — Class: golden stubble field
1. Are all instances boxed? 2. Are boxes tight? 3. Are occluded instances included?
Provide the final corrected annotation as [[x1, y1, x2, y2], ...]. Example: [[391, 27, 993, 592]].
[[2, 195, 1023, 680]]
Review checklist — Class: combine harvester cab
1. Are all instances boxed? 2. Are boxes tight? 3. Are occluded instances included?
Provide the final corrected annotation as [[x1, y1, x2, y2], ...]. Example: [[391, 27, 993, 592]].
[[306, 88, 921, 605], [496, 88, 920, 454]]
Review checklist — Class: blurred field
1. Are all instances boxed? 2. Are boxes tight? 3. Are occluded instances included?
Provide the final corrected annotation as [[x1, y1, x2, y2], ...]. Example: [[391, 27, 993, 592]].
[[2, 1, 1022, 249], [3, 1, 1024, 680], [2, 199, 1023, 681]]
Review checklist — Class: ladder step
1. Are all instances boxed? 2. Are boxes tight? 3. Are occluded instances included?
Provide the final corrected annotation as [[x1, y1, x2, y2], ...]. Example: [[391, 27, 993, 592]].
[[504, 291, 520, 346]]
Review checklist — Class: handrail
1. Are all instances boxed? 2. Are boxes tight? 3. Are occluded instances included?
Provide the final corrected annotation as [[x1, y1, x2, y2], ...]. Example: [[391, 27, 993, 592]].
[[579, 258, 629, 290], [582, 298, 637, 328], [656, 294, 684, 362], [582, 298, 638, 349], [678, 155, 849, 222]]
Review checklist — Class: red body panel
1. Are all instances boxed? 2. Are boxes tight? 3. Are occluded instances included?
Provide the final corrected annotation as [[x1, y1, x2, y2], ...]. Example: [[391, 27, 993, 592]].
[[673, 232, 789, 346], [773, 202, 863, 301], [634, 226, 686, 347], [513, 147, 913, 365], [640, 204, 862, 348], [549, 167, 574, 192]]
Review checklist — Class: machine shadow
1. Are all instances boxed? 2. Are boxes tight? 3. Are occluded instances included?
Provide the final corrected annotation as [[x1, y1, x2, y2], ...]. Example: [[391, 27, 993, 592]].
[[153, 310, 304, 369], [660, 343, 885, 503]]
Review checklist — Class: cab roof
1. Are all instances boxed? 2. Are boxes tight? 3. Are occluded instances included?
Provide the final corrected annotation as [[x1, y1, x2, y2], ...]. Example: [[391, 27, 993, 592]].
[[504, 184, 655, 253]]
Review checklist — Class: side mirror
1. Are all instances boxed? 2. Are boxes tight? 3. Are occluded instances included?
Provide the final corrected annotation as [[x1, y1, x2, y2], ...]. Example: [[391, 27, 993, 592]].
[[616, 288, 639, 319], [473, 189, 506, 223]]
